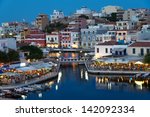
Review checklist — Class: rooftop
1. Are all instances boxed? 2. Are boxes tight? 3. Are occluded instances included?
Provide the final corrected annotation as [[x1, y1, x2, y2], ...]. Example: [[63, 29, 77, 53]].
[[129, 42, 150, 47], [97, 41, 118, 46]]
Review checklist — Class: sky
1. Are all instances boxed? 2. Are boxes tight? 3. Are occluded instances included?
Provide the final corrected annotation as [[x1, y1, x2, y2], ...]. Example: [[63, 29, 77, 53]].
[[0, 0, 150, 23]]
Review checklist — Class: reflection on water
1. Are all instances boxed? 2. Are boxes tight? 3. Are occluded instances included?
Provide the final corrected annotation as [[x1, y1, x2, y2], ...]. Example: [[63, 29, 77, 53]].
[[25, 64, 150, 100]]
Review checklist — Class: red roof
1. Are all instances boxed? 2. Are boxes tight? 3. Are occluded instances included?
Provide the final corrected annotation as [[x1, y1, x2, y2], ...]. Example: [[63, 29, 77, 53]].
[[97, 41, 118, 46], [129, 42, 150, 47]]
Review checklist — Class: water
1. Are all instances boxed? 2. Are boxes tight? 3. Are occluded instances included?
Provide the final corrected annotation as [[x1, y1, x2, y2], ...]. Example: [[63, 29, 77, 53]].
[[25, 64, 150, 100]]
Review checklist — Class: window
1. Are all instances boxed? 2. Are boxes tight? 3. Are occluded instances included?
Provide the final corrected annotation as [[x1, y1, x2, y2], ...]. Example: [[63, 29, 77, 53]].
[[110, 48, 112, 53], [96, 48, 99, 53], [141, 48, 144, 56], [105, 48, 108, 53], [147, 49, 150, 54], [132, 48, 136, 54]]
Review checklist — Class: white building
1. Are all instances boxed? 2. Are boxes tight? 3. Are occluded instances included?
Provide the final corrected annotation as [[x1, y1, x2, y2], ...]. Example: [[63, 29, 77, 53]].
[[46, 32, 60, 48], [116, 21, 135, 30], [127, 41, 150, 56], [137, 25, 150, 40], [0, 38, 17, 52], [95, 41, 128, 58], [50, 10, 64, 22], [70, 32, 80, 48], [75, 7, 92, 15], [81, 25, 107, 48], [123, 9, 138, 21], [1, 22, 29, 36], [96, 34, 112, 43], [101, 6, 123, 15]]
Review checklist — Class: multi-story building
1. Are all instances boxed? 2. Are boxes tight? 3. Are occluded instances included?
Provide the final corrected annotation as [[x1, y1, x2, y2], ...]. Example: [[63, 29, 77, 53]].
[[127, 41, 150, 56], [23, 28, 46, 47], [123, 9, 137, 21], [137, 25, 150, 40], [0, 22, 29, 36], [116, 21, 135, 30], [46, 32, 60, 48], [35, 14, 49, 30], [116, 30, 128, 44], [0, 38, 17, 52], [67, 18, 87, 32], [101, 5, 123, 15], [60, 31, 80, 48], [96, 34, 112, 43], [116, 9, 125, 21], [81, 24, 109, 48], [50, 10, 64, 22]]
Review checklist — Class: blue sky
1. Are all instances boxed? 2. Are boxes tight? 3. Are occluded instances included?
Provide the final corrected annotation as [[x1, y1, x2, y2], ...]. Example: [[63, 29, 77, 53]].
[[0, 0, 150, 23]]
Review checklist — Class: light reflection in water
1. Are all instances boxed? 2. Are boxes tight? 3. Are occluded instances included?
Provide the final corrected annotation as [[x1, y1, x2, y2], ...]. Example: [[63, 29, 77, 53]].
[[85, 71, 89, 81], [38, 93, 42, 98]]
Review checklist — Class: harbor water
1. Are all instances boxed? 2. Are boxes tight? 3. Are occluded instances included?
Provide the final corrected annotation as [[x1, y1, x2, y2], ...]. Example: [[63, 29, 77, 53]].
[[24, 64, 150, 100]]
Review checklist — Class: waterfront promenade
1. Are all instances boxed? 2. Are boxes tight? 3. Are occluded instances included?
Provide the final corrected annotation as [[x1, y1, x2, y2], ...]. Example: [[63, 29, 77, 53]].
[[85, 61, 150, 75], [0, 72, 58, 90]]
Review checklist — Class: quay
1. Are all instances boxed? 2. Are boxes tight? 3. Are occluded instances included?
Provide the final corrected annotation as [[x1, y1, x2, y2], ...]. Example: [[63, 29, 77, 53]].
[[48, 48, 94, 52], [0, 63, 60, 90], [84, 62, 150, 75]]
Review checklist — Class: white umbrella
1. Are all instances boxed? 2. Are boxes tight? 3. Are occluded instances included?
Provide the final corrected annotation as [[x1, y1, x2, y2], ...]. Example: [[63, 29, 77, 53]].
[[135, 61, 143, 65]]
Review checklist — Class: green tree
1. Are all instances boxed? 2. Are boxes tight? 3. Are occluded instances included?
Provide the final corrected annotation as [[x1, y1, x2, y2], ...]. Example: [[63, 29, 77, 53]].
[[20, 45, 43, 59], [144, 53, 150, 64], [7, 50, 19, 62], [44, 22, 68, 33], [78, 15, 89, 19], [0, 51, 8, 63]]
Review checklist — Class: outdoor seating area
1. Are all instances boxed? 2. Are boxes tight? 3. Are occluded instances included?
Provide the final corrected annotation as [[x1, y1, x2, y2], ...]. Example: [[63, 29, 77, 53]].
[[87, 60, 150, 72], [0, 62, 54, 85]]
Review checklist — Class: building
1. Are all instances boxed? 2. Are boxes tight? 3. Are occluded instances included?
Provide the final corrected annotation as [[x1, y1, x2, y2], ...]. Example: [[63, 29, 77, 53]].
[[116, 30, 128, 43], [116, 9, 125, 21], [101, 6, 123, 15], [46, 32, 60, 48], [0, 38, 17, 52], [23, 28, 46, 47], [60, 31, 80, 48], [35, 14, 49, 30], [123, 9, 137, 21], [96, 34, 113, 44], [95, 41, 128, 58], [67, 18, 87, 32], [0, 22, 29, 37], [81, 25, 107, 48], [137, 25, 150, 40], [50, 10, 64, 22], [75, 7, 92, 16], [70, 31, 80, 48], [127, 41, 150, 56], [116, 21, 135, 30]]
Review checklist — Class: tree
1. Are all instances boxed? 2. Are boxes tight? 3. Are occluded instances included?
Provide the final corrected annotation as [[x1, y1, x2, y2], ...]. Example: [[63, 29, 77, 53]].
[[78, 15, 89, 19], [0, 51, 8, 63], [102, 13, 117, 22], [144, 53, 150, 64], [20, 45, 43, 59], [7, 50, 19, 62], [44, 22, 68, 33]]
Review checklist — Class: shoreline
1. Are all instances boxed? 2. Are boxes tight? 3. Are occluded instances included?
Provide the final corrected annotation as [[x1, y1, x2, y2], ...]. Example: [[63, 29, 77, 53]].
[[85, 62, 150, 75], [0, 63, 60, 90]]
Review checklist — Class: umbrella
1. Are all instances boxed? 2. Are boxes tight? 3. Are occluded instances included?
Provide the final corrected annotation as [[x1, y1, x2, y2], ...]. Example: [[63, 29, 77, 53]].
[[135, 61, 143, 65]]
